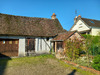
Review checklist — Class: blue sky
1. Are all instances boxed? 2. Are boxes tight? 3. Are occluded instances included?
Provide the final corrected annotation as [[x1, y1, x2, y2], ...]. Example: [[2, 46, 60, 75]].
[[0, 0, 100, 31]]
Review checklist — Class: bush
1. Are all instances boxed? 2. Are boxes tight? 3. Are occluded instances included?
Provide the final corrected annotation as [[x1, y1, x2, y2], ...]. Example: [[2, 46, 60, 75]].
[[92, 55, 100, 71], [65, 39, 83, 61], [82, 34, 100, 55]]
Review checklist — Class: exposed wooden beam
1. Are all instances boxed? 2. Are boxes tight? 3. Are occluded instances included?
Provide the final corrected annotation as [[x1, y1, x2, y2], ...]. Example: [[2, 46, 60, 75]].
[[55, 42, 57, 53]]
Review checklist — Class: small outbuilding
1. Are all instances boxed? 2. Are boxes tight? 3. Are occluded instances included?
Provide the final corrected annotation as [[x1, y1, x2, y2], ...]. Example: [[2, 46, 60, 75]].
[[52, 31, 83, 53]]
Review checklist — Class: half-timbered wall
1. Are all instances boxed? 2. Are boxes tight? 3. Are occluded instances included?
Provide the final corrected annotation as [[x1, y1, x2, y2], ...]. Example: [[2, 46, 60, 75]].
[[35, 37, 53, 54], [0, 36, 53, 56]]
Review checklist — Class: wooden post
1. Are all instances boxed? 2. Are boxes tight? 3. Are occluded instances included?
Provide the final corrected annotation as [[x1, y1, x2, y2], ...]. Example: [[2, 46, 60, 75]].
[[55, 42, 57, 53]]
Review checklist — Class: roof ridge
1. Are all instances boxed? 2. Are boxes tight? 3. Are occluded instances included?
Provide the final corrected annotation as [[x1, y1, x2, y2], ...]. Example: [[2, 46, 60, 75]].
[[0, 13, 51, 20], [81, 17, 100, 21]]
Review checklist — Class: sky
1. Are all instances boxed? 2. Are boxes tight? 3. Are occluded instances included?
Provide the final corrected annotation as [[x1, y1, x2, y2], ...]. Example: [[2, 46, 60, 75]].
[[0, 0, 100, 31]]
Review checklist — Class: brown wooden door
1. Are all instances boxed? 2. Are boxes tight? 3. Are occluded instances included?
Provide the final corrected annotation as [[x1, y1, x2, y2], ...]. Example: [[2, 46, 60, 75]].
[[26, 39, 35, 52], [0, 39, 19, 57]]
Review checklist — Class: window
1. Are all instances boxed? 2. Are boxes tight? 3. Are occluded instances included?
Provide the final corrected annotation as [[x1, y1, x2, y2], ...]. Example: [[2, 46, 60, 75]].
[[9, 41, 12, 44], [15, 41, 18, 44], [2, 40, 5, 44], [79, 23, 82, 25], [79, 26, 82, 28], [87, 32, 90, 34], [89, 20, 95, 24]]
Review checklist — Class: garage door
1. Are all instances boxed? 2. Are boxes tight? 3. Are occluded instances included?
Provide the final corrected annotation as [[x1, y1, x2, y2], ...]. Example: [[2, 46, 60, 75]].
[[0, 39, 19, 57]]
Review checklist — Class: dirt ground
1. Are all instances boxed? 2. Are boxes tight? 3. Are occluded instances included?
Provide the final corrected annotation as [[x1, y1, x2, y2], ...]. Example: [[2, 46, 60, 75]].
[[0, 55, 95, 75]]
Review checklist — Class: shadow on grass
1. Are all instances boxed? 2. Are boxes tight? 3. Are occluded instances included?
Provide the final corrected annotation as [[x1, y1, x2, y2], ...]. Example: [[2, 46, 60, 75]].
[[0, 53, 11, 75], [67, 69, 77, 75]]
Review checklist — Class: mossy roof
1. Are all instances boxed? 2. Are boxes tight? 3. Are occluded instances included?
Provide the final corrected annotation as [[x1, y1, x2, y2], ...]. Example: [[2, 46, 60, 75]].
[[0, 13, 66, 37]]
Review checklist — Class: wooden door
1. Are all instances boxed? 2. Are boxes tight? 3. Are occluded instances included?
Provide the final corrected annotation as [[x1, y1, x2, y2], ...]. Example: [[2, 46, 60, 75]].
[[26, 39, 35, 52], [0, 39, 19, 57]]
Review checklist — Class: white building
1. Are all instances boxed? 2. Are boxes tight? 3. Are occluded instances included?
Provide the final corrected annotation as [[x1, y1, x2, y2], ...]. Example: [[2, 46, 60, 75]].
[[70, 15, 100, 36], [0, 13, 66, 57]]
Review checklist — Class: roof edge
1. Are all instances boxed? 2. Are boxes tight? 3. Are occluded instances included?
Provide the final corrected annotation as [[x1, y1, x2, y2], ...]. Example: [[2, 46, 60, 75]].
[[0, 13, 52, 20]]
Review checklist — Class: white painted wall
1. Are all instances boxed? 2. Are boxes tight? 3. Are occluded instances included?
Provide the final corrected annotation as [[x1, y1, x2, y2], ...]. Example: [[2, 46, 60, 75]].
[[35, 37, 53, 54], [71, 20, 90, 32], [91, 27, 100, 36], [71, 20, 100, 36], [18, 38, 25, 56]]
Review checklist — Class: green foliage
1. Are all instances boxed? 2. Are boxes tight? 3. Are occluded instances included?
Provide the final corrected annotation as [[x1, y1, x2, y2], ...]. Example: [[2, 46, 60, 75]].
[[0, 54, 55, 67], [73, 56, 93, 67], [59, 60, 96, 75], [81, 34, 100, 66], [92, 55, 100, 71], [65, 39, 83, 61], [81, 34, 92, 38], [82, 34, 100, 55]]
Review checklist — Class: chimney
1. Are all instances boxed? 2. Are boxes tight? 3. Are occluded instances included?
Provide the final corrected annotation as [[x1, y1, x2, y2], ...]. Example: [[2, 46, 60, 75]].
[[74, 15, 81, 23], [51, 13, 56, 19], [78, 15, 81, 18], [74, 16, 77, 23]]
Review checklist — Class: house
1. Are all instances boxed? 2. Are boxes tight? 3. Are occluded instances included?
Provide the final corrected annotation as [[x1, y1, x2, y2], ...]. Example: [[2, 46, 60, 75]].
[[52, 31, 83, 53], [70, 15, 100, 36], [0, 13, 67, 57]]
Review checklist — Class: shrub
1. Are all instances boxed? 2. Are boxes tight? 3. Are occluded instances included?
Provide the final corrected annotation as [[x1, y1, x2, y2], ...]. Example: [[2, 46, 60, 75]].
[[92, 55, 100, 71], [82, 34, 100, 55], [65, 39, 83, 61]]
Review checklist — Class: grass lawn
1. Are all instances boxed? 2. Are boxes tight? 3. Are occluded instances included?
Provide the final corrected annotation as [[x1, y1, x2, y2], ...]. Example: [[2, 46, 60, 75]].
[[0, 54, 96, 75]]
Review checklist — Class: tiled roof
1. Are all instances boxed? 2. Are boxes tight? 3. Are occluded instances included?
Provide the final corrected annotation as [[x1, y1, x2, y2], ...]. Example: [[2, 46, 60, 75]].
[[0, 13, 66, 37], [81, 18, 100, 28], [52, 31, 76, 41]]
